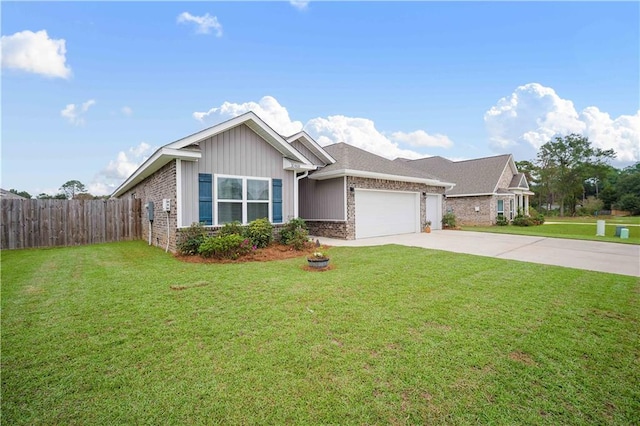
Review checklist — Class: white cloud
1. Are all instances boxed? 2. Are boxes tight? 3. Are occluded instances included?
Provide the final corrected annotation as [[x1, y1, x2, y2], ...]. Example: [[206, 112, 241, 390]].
[[177, 12, 223, 36], [194, 96, 304, 136], [60, 99, 96, 125], [194, 96, 451, 160], [121, 106, 133, 116], [485, 83, 639, 162], [89, 142, 155, 196], [1, 30, 71, 79], [389, 130, 453, 149], [290, 1, 309, 11], [305, 116, 425, 160]]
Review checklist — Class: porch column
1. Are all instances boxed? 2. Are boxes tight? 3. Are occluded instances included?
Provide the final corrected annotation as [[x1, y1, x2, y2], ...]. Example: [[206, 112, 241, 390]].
[[525, 196, 529, 216]]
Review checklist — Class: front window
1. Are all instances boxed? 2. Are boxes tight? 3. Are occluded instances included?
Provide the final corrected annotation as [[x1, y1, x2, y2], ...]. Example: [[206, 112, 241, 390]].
[[216, 175, 270, 225], [497, 199, 504, 217]]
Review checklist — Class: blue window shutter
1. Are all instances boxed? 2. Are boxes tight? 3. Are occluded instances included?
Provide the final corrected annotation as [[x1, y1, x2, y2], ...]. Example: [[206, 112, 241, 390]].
[[199, 173, 213, 225], [272, 179, 282, 223]]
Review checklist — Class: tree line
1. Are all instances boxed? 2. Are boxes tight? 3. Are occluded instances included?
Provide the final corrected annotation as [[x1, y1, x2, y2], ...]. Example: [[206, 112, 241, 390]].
[[8, 180, 108, 200], [516, 134, 640, 216]]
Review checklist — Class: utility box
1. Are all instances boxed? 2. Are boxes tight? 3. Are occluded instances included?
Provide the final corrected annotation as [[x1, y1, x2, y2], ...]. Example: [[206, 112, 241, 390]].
[[145, 201, 154, 222], [162, 199, 171, 212], [620, 228, 630, 239], [596, 220, 605, 236]]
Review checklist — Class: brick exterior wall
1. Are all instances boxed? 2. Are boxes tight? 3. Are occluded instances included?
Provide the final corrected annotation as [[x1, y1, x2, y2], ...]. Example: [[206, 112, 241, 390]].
[[305, 221, 348, 239], [120, 161, 178, 252], [445, 196, 493, 226], [308, 176, 445, 240], [445, 194, 517, 226]]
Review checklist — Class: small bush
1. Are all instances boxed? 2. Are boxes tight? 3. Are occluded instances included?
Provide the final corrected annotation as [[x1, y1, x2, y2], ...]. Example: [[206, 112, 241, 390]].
[[495, 215, 509, 226], [512, 214, 534, 227], [280, 218, 310, 250], [177, 222, 207, 255], [533, 214, 545, 225], [218, 221, 245, 237], [198, 234, 253, 259], [442, 212, 456, 228], [245, 218, 273, 249], [578, 196, 604, 216]]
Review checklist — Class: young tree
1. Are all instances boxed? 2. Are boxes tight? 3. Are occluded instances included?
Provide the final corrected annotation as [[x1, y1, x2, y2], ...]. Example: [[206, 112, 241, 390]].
[[60, 180, 88, 199], [536, 134, 615, 216], [614, 163, 640, 215]]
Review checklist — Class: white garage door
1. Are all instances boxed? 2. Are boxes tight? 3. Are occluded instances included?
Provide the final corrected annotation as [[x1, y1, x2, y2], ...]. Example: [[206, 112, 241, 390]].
[[355, 190, 419, 239]]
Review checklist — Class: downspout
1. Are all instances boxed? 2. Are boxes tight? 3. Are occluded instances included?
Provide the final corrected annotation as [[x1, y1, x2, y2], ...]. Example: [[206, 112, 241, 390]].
[[294, 171, 308, 218]]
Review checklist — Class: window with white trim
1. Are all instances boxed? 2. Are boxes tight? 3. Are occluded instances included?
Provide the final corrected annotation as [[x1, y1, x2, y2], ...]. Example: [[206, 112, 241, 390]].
[[497, 199, 504, 218], [216, 175, 270, 225]]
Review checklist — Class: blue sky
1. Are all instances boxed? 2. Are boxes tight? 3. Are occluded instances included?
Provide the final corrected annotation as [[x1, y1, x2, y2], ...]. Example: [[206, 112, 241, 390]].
[[2, 1, 639, 197]]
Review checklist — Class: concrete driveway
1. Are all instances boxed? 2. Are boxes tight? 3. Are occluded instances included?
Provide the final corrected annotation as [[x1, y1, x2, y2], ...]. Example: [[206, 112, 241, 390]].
[[314, 231, 640, 277]]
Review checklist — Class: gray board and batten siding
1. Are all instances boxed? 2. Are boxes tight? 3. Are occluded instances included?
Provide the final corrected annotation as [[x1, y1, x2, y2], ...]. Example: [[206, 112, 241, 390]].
[[289, 139, 327, 167], [179, 123, 296, 227], [298, 177, 346, 221]]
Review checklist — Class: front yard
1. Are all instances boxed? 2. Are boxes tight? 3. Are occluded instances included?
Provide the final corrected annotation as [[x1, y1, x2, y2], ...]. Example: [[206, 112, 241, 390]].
[[463, 217, 640, 244], [2, 241, 639, 424]]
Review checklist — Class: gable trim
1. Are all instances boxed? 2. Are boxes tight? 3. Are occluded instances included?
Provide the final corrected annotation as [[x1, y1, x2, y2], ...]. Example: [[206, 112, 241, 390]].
[[168, 112, 311, 165], [286, 131, 336, 165], [111, 148, 201, 198]]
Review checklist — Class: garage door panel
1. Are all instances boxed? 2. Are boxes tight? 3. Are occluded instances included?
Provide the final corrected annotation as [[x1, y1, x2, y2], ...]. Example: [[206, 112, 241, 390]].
[[355, 190, 418, 239]]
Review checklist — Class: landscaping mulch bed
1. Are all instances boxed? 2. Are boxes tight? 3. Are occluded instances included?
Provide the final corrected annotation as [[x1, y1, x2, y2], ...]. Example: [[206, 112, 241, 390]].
[[174, 243, 326, 264]]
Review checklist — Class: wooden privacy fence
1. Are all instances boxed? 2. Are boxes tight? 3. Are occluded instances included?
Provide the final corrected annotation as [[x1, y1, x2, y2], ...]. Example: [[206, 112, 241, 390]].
[[1, 198, 142, 250]]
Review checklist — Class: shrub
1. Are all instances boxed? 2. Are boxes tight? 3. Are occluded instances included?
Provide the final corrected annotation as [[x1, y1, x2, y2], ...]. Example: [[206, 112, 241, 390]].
[[218, 221, 245, 237], [442, 212, 456, 228], [512, 214, 534, 227], [495, 215, 509, 226], [198, 234, 252, 259], [177, 222, 207, 255], [578, 196, 604, 216], [280, 218, 310, 250], [533, 214, 545, 225], [245, 218, 273, 249]]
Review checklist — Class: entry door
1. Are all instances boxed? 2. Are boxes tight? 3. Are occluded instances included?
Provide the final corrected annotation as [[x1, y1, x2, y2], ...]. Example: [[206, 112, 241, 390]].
[[425, 194, 442, 230]]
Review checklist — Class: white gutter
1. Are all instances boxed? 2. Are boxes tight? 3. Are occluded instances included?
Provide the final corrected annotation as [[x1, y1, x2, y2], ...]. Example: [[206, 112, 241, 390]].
[[293, 171, 308, 218]]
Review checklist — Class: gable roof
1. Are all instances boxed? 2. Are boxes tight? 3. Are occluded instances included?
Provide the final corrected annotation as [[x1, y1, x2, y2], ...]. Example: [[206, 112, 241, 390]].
[[286, 131, 336, 165], [400, 154, 515, 196], [111, 112, 315, 198], [165, 112, 311, 164], [310, 143, 455, 188]]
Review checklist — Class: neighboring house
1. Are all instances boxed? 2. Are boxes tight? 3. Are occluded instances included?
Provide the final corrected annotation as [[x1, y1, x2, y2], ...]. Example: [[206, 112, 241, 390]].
[[111, 112, 454, 251], [0, 189, 27, 199], [399, 154, 533, 226]]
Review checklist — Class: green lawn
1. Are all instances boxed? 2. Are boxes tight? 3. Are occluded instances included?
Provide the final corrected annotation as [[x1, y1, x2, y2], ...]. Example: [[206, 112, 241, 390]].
[[2, 241, 639, 425], [463, 218, 640, 245], [545, 216, 640, 225]]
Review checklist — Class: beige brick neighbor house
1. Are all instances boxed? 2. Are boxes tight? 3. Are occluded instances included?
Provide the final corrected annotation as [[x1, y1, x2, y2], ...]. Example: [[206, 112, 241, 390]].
[[399, 154, 533, 226]]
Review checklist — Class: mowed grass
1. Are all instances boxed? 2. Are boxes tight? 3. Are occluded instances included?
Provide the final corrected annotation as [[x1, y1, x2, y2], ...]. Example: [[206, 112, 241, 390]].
[[2, 241, 639, 425], [463, 217, 640, 245]]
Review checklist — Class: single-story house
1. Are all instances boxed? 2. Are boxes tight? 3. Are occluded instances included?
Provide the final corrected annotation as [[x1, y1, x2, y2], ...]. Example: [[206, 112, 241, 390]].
[[112, 112, 454, 251], [398, 154, 534, 225]]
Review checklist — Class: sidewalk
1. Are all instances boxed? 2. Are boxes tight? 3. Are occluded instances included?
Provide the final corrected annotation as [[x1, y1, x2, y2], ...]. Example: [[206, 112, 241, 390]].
[[313, 231, 640, 277]]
